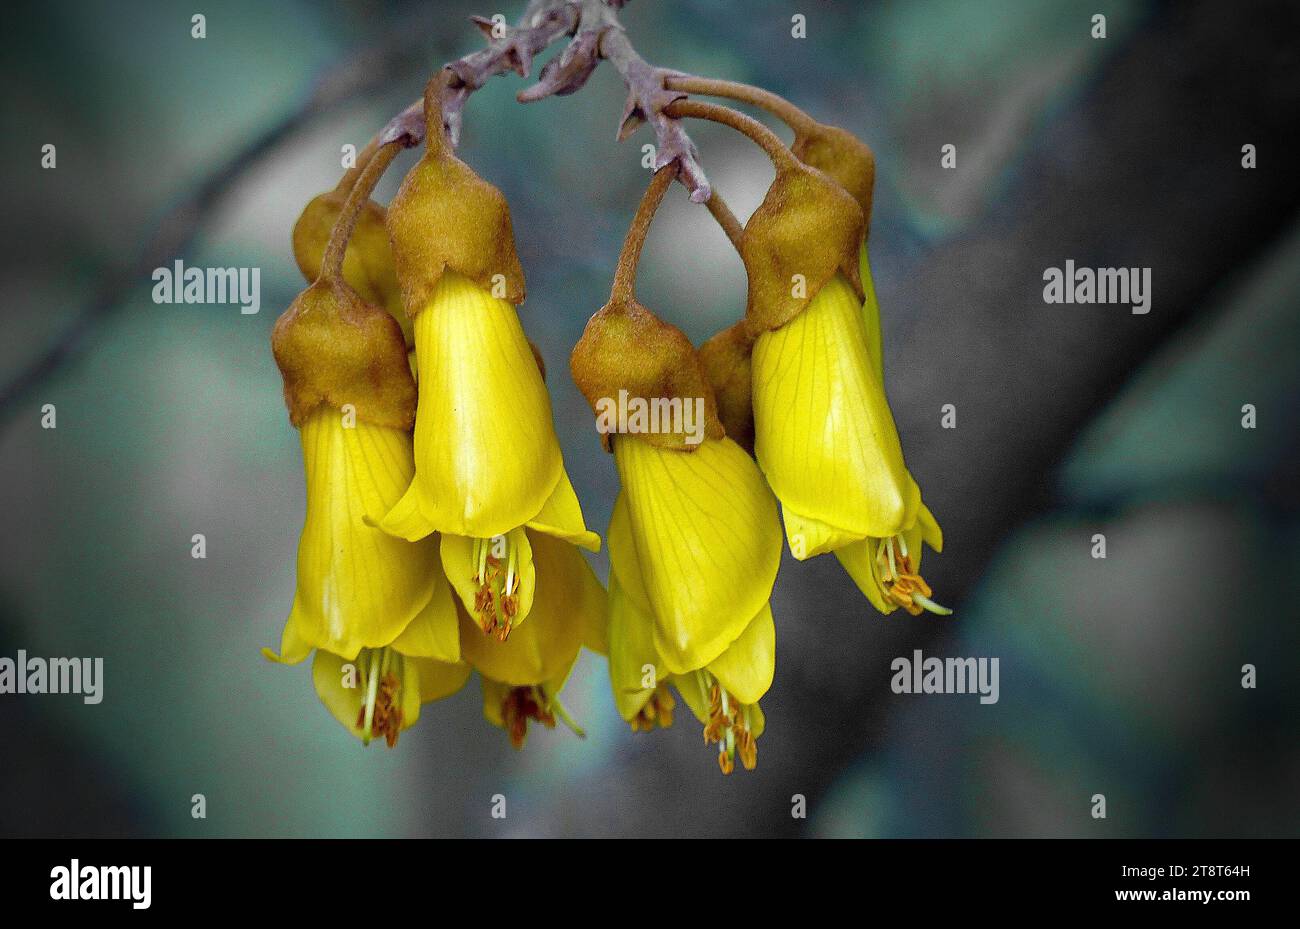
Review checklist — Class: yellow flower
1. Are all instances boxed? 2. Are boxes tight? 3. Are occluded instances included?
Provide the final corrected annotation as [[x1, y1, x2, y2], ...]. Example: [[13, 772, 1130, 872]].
[[613, 433, 781, 674], [307, 592, 471, 747], [751, 269, 949, 615], [264, 411, 453, 663], [379, 272, 599, 638], [461, 529, 607, 748], [607, 490, 773, 772]]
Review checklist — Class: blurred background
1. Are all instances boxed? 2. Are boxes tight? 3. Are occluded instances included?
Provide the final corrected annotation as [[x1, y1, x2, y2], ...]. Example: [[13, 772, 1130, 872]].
[[1, 0, 1297, 838]]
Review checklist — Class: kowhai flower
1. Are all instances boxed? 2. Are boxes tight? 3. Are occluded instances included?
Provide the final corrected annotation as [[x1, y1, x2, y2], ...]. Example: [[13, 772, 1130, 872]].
[[572, 279, 781, 772], [743, 154, 949, 615], [378, 120, 599, 641], [266, 273, 466, 744]]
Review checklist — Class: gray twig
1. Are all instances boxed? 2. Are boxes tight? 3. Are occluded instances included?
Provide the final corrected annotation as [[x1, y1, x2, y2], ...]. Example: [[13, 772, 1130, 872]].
[[518, 0, 711, 201]]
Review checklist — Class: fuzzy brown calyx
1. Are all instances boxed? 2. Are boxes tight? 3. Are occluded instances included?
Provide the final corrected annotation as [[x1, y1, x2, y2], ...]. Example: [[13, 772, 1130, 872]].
[[740, 161, 864, 334], [386, 146, 526, 319], [570, 298, 724, 452], [271, 279, 416, 430], [292, 190, 410, 345], [792, 122, 876, 234], [698, 320, 756, 454]]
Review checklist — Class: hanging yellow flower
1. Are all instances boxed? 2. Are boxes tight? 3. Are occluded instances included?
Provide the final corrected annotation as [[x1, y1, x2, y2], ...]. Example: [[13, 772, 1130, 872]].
[[305, 587, 470, 747], [267, 266, 467, 745], [569, 165, 783, 772], [742, 156, 949, 615], [460, 530, 607, 748], [378, 116, 598, 641], [607, 491, 773, 772]]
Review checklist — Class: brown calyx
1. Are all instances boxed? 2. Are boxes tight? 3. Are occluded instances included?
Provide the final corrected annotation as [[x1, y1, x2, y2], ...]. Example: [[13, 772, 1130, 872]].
[[740, 160, 864, 335], [270, 279, 416, 430]]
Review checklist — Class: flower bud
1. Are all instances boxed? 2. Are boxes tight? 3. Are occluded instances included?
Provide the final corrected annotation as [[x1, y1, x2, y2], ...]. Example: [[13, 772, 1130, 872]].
[[292, 190, 410, 344], [570, 298, 724, 451], [698, 320, 756, 454], [271, 279, 415, 430], [740, 161, 864, 334]]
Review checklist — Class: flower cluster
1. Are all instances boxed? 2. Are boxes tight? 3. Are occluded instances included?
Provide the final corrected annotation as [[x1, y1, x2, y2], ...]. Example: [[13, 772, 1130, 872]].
[[266, 67, 950, 772]]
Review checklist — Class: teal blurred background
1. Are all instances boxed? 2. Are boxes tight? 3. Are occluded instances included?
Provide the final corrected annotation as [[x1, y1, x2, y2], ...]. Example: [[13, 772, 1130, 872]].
[[1, 0, 1297, 837]]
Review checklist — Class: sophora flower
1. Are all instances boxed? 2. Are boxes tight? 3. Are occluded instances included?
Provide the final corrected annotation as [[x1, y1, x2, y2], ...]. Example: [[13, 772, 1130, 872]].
[[377, 123, 599, 641], [743, 154, 949, 616], [267, 277, 465, 745]]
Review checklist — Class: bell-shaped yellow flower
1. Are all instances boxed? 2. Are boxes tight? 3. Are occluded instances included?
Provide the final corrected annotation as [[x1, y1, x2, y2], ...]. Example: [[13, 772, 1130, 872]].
[[751, 270, 949, 615], [379, 272, 599, 638], [607, 491, 773, 772], [613, 433, 781, 674], [752, 272, 917, 550], [272, 549, 469, 747], [311, 649, 470, 748], [460, 529, 607, 748], [265, 410, 450, 663]]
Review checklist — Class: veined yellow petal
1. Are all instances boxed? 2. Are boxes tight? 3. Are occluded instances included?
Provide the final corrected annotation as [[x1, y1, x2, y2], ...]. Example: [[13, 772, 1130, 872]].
[[441, 528, 536, 636], [607, 572, 665, 721], [390, 557, 462, 663], [781, 505, 863, 560], [614, 436, 781, 675], [607, 492, 650, 610], [705, 604, 775, 706], [835, 537, 896, 614], [458, 530, 602, 685], [280, 412, 438, 660], [526, 466, 601, 552], [752, 273, 919, 542], [311, 648, 423, 742], [381, 271, 563, 540]]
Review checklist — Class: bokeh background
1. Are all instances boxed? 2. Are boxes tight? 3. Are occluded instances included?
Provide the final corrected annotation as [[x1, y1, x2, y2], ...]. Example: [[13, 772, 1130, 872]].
[[1, 0, 1297, 838]]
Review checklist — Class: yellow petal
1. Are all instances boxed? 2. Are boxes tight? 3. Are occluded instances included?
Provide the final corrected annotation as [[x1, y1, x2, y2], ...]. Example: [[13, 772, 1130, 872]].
[[705, 604, 775, 706], [859, 242, 884, 384], [671, 670, 708, 723], [918, 502, 943, 553], [458, 530, 603, 685], [409, 657, 472, 703], [527, 466, 601, 552], [752, 272, 919, 543], [607, 572, 665, 721], [441, 528, 536, 634], [261, 613, 313, 665], [835, 537, 896, 615], [311, 648, 423, 742], [380, 271, 562, 540], [278, 412, 438, 661], [480, 676, 508, 729], [390, 556, 462, 663], [614, 436, 781, 675], [781, 505, 863, 560]]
